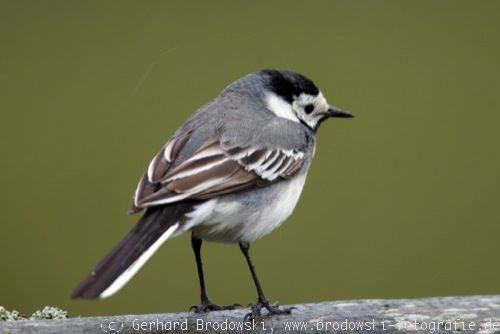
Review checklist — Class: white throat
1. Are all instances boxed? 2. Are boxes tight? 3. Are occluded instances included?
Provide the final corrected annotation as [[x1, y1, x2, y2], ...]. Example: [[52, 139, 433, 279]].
[[265, 93, 299, 123]]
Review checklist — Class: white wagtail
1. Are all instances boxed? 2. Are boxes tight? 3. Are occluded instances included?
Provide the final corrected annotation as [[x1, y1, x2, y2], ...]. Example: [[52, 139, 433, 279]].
[[71, 69, 352, 318]]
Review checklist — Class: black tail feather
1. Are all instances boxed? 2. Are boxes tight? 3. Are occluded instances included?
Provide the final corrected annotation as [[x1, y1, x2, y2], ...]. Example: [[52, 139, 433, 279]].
[[71, 202, 194, 299]]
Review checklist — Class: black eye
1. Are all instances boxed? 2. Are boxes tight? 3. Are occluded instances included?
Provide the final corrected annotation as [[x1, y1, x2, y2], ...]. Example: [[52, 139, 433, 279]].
[[304, 104, 314, 114]]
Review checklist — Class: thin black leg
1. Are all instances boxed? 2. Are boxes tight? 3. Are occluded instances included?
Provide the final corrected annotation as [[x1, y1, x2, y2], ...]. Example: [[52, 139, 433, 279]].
[[239, 242, 295, 319], [239, 242, 267, 302], [189, 234, 239, 313], [191, 235, 209, 303]]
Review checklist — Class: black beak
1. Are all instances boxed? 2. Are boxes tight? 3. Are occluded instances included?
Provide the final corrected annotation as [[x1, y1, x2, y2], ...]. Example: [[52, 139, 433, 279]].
[[328, 105, 354, 118]]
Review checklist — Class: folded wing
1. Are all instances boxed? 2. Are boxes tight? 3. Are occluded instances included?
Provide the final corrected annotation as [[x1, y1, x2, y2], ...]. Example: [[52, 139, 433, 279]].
[[130, 133, 305, 212]]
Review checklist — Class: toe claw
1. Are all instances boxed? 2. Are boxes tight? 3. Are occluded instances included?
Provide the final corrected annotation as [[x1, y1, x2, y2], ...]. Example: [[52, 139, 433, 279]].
[[243, 312, 253, 323], [189, 301, 239, 313], [245, 299, 294, 319]]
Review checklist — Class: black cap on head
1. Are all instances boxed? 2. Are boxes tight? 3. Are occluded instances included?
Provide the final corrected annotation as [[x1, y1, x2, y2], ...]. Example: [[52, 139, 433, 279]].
[[261, 69, 319, 103]]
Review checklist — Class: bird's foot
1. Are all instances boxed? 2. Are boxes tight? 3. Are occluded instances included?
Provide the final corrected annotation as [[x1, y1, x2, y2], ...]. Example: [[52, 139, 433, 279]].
[[244, 299, 295, 321], [190, 299, 240, 313]]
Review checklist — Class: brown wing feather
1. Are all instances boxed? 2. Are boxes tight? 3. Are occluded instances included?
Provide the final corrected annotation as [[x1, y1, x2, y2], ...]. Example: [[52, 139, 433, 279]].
[[132, 135, 304, 210], [129, 131, 192, 214]]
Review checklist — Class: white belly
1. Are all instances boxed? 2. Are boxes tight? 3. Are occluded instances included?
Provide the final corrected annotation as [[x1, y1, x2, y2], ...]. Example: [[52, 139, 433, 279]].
[[187, 173, 307, 243]]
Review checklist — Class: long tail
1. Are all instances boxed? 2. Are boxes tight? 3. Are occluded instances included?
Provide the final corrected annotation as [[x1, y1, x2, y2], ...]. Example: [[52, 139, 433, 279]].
[[71, 202, 194, 299]]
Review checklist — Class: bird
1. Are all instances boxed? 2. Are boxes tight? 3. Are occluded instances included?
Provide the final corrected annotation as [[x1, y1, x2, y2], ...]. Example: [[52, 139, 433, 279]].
[[71, 69, 353, 318]]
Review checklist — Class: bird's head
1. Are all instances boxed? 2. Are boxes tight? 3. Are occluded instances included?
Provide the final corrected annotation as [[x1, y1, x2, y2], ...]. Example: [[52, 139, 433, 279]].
[[258, 69, 353, 131]]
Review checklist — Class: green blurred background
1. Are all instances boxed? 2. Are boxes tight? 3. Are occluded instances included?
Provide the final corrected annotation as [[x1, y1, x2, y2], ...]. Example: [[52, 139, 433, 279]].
[[1, 1, 499, 317]]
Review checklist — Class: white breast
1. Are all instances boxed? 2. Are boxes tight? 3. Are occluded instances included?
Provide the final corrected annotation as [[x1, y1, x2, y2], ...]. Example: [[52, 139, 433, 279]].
[[245, 173, 307, 241], [187, 173, 308, 243]]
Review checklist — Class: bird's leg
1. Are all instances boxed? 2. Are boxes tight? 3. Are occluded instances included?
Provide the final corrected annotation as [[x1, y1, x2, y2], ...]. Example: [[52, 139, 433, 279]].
[[239, 242, 295, 320], [189, 234, 239, 312]]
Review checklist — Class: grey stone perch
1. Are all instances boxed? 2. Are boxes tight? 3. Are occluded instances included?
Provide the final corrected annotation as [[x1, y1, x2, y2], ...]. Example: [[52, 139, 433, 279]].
[[1, 295, 500, 334]]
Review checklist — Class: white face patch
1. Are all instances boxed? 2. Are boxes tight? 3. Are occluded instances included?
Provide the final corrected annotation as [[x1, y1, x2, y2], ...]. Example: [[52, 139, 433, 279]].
[[292, 92, 329, 129], [266, 91, 330, 129], [265, 92, 299, 123]]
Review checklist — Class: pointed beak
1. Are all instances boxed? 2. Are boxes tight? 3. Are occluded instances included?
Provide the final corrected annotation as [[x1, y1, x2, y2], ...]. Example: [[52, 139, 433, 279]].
[[328, 105, 354, 118]]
